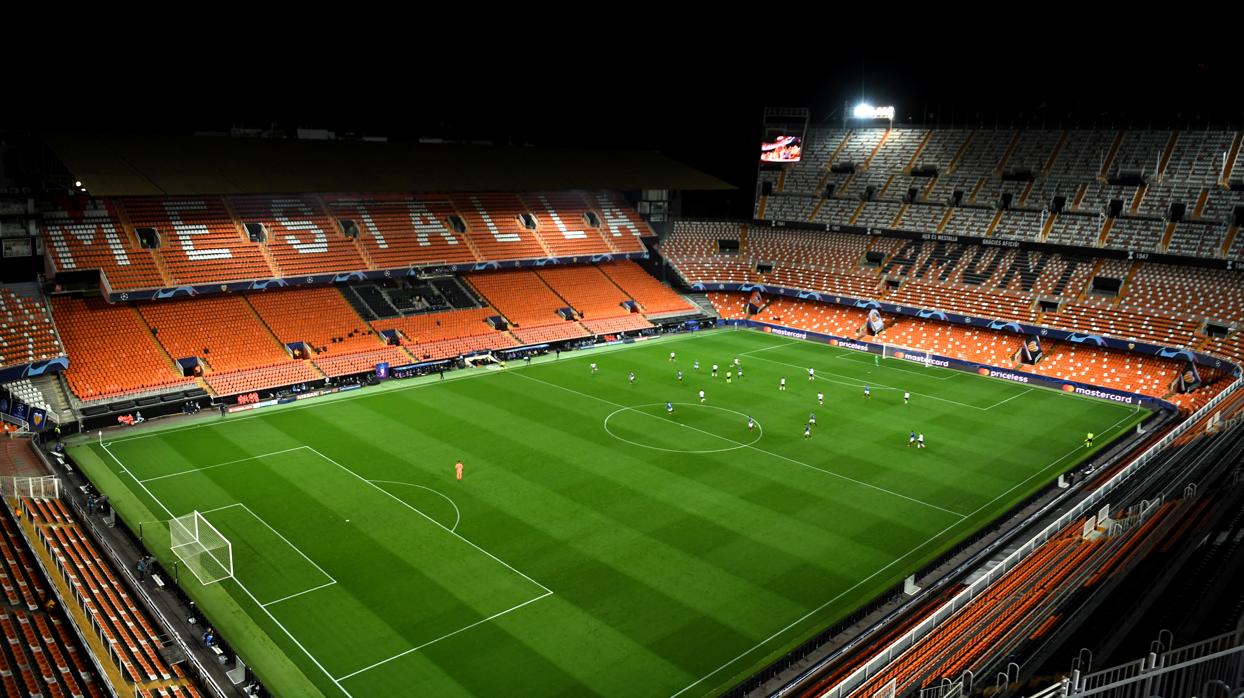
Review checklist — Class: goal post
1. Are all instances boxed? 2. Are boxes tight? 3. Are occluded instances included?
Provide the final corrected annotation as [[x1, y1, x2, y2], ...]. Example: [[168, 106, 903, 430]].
[[881, 343, 934, 367], [169, 511, 233, 585]]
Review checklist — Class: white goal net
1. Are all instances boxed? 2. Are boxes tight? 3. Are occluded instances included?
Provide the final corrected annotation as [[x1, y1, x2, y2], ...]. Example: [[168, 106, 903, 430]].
[[169, 511, 233, 585], [881, 343, 934, 366]]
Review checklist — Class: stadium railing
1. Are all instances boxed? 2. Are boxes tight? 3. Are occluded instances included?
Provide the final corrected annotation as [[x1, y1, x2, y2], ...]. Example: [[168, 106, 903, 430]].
[[1052, 625, 1244, 698]]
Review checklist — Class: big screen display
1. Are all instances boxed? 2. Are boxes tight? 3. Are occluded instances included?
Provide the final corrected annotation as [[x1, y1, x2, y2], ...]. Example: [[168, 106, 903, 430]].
[[760, 135, 802, 163]]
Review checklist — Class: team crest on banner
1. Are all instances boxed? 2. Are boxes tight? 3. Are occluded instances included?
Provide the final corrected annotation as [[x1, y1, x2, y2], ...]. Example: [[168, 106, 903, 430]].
[[1019, 336, 1044, 364], [30, 409, 46, 430], [867, 308, 885, 335], [1176, 362, 1202, 393]]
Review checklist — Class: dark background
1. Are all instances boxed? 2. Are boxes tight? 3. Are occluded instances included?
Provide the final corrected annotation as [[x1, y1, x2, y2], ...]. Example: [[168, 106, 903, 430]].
[[9, 30, 1243, 218]]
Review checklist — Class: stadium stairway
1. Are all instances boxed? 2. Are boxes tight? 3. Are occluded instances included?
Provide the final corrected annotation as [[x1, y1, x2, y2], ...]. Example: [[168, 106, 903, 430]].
[[50, 297, 196, 403], [684, 293, 719, 318], [597, 261, 697, 317], [29, 374, 75, 425]]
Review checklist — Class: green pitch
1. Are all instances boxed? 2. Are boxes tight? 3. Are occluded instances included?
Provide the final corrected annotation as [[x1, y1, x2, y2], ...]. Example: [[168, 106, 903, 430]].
[[70, 329, 1147, 697]]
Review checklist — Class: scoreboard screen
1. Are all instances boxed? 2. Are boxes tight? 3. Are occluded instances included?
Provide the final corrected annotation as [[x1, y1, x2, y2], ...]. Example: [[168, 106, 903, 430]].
[[759, 108, 809, 164], [760, 136, 803, 163]]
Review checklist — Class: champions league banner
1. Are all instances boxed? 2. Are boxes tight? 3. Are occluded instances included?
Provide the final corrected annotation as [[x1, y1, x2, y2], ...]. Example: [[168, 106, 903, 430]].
[[737, 319, 1177, 411], [867, 308, 885, 335], [693, 281, 1238, 375], [1176, 362, 1202, 393], [1019, 336, 1044, 364]]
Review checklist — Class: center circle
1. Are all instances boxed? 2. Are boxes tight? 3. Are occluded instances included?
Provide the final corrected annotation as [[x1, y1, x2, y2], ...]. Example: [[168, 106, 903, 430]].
[[602, 403, 763, 453]]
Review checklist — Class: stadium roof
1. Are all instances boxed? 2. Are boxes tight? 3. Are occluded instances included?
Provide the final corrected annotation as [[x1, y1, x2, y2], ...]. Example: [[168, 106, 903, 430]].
[[45, 133, 735, 197]]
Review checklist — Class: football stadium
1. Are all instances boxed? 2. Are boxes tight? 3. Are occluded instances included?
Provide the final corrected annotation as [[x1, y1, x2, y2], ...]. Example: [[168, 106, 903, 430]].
[[3, 55, 1244, 698]]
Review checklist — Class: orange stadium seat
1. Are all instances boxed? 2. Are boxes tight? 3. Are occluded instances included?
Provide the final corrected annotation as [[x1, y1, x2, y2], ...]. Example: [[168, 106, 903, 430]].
[[1025, 342, 1179, 396], [204, 362, 322, 396], [883, 319, 1021, 365], [372, 308, 519, 360], [0, 289, 64, 369], [580, 315, 654, 334], [138, 296, 292, 373], [22, 500, 200, 696], [536, 265, 633, 319], [707, 291, 1220, 409], [598, 261, 695, 316], [324, 194, 479, 268], [510, 323, 590, 345], [312, 346, 414, 377], [711, 292, 870, 337], [407, 334, 519, 361], [41, 193, 652, 292], [451, 193, 549, 261], [246, 282, 418, 376], [51, 297, 195, 401], [591, 192, 653, 253], [519, 192, 620, 258], [42, 199, 166, 290], [246, 286, 388, 357], [372, 308, 500, 343], [228, 195, 366, 277], [119, 197, 275, 285], [466, 270, 572, 328]]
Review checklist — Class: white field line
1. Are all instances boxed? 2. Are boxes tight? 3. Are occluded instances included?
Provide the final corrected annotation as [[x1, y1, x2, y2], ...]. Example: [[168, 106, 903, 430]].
[[509, 371, 967, 519], [102, 332, 728, 446], [138, 446, 309, 483], [667, 409, 1140, 698], [101, 442, 356, 698], [334, 590, 554, 682], [368, 480, 462, 532], [262, 581, 339, 608], [985, 387, 1035, 410], [304, 446, 552, 595]]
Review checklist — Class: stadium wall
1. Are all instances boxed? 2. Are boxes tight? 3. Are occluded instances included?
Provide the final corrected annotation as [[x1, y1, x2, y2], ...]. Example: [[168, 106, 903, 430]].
[[753, 217, 1238, 271], [726, 319, 1179, 411], [0, 356, 68, 383], [699, 282, 1238, 375]]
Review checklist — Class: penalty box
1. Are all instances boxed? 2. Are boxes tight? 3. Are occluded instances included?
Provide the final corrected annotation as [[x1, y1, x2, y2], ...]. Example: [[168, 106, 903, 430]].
[[141, 446, 553, 681]]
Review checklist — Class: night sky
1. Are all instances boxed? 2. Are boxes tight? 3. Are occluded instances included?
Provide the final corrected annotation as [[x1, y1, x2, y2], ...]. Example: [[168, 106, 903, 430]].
[[10, 31, 1242, 217]]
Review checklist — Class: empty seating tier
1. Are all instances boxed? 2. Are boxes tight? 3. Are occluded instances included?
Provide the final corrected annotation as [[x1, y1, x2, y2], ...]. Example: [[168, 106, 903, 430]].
[[120, 197, 274, 285], [50, 297, 194, 401], [21, 499, 201, 696], [466, 270, 572, 328], [138, 296, 291, 373], [41, 193, 655, 292], [598, 262, 695, 316], [228, 195, 366, 277], [0, 288, 64, 369], [324, 195, 479, 268], [756, 127, 1244, 260], [535, 266, 633, 319], [580, 315, 654, 335], [42, 201, 166, 290], [246, 287, 388, 357]]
